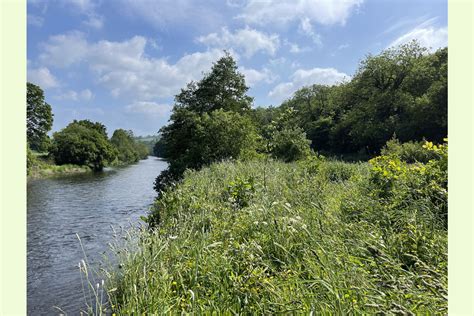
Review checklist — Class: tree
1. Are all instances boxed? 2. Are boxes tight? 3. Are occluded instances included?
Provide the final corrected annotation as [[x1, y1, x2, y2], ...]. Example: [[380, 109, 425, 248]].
[[330, 41, 447, 154], [271, 127, 311, 162], [110, 129, 140, 164], [261, 107, 312, 162], [27, 82, 53, 151], [72, 119, 108, 138], [153, 138, 168, 158], [176, 51, 253, 114], [155, 52, 257, 193], [51, 120, 117, 170]]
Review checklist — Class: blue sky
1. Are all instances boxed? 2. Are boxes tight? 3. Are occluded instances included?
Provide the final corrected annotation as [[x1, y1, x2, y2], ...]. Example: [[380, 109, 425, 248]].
[[27, 0, 447, 136]]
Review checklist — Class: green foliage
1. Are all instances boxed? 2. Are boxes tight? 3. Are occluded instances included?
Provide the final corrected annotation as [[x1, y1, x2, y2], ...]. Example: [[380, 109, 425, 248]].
[[367, 139, 447, 226], [153, 137, 167, 158], [27, 146, 38, 175], [50, 120, 117, 171], [106, 156, 446, 314], [270, 127, 311, 162], [110, 129, 149, 164], [260, 107, 312, 162], [155, 53, 257, 192], [176, 51, 253, 115], [381, 137, 439, 163], [224, 176, 256, 209], [27, 146, 91, 178], [253, 41, 447, 157], [27, 82, 54, 151]]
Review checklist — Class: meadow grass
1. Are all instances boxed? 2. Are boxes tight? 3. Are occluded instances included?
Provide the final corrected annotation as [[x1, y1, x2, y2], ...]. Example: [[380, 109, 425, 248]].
[[104, 157, 447, 314]]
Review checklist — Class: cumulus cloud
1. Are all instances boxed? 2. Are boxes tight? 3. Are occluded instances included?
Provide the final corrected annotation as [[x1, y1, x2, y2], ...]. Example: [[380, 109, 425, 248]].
[[54, 89, 93, 101], [240, 67, 277, 87], [83, 14, 104, 29], [269, 67, 349, 102], [125, 101, 172, 117], [196, 27, 280, 58], [298, 17, 322, 45], [238, 0, 363, 26], [27, 67, 59, 89], [37, 32, 228, 99], [389, 26, 447, 51]]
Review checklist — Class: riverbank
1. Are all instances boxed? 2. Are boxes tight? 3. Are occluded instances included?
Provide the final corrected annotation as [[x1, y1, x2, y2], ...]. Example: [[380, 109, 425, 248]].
[[27, 157, 168, 314], [105, 148, 447, 314], [27, 151, 92, 180]]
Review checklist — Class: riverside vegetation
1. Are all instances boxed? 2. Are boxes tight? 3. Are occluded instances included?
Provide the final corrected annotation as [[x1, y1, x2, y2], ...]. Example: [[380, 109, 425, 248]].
[[26, 84, 150, 178], [52, 40, 446, 313]]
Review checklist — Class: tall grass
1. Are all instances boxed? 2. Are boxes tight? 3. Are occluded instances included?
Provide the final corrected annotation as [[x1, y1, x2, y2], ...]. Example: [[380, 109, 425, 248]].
[[105, 155, 447, 314]]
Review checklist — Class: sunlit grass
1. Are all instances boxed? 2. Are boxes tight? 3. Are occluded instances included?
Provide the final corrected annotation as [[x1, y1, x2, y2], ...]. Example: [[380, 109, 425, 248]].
[[104, 158, 447, 314]]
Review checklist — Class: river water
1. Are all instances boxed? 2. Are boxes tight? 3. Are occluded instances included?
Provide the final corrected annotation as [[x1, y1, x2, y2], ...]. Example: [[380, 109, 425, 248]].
[[27, 157, 167, 315]]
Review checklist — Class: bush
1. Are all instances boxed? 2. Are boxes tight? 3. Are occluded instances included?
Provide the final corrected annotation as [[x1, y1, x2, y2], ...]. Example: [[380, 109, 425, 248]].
[[271, 127, 311, 162], [381, 138, 439, 163], [51, 121, 117, 171]]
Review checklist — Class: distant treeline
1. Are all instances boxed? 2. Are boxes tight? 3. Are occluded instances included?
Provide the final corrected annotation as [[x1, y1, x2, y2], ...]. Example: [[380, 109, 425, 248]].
[[252, 42, 447, 158], [27, 83, 149, 172], [154, 41, 447, 192]]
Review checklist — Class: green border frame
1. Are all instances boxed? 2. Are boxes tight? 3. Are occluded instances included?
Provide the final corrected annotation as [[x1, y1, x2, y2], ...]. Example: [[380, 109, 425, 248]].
[[1, 0, 473, 314], [448, 0, 474, 314], [1, 0, 26, 315]]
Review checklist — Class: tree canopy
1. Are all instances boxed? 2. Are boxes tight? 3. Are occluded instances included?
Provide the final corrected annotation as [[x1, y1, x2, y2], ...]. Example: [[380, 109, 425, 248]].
[[111, 129, 149, 164], [27, 82, 53, 151], [253, 41, 447, 157], [50, 120, 117, 170], [155, 53, 258, 192]]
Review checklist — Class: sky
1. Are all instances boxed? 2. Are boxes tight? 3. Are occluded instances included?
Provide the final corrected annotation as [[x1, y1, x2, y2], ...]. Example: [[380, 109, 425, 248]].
[[27, 0, 447, 136]]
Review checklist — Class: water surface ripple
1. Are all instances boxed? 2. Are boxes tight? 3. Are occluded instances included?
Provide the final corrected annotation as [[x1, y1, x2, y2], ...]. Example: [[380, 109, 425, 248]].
[[27, 157, 167, 315]]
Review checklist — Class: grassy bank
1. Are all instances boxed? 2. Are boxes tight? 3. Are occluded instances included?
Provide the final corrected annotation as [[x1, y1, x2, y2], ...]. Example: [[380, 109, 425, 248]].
[[27, 151, 92, 179], [104, 146, 447, 314]]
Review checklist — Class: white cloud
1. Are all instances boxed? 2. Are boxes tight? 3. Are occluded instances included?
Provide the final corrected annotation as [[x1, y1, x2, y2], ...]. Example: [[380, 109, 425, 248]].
[[238, 0, 363, 26], [118, 0, 223, 31], [389, 26, 447, 51], [125, 101, 172, 117], [27, 67, 59, 89], [37, 32, 228, 99], [197, 27, 280, 58], [83, 14, 104, 29], [28, 14, 44, 27], [54, 89, 93, 101], [39, 31, 90, 67], [298, 17, 322, 45], [284, 40, 311, 53], [240, 67, 276, 87], [269, 67, 349, 102]]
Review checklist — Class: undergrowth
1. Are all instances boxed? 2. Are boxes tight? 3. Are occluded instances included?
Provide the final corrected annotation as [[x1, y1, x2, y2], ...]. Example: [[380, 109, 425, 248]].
[[104, 140, 447, 314]]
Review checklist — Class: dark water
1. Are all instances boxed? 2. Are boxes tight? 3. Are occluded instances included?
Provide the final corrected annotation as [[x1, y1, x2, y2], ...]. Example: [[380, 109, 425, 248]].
[[27, 157, 167, 315]]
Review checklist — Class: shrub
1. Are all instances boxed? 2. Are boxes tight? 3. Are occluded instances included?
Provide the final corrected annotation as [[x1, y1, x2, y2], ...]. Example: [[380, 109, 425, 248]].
[[224, 176, 256, 209], [271, 127, 311, 162], [381, 138, 439, 163], [51, 121, 117, 171]]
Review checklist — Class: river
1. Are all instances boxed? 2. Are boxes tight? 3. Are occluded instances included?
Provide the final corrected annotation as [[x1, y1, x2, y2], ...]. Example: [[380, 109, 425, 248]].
[[27, 157, 167, 315]]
